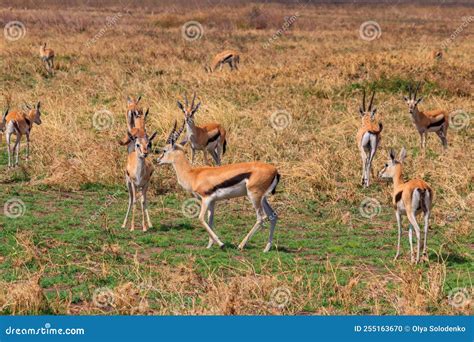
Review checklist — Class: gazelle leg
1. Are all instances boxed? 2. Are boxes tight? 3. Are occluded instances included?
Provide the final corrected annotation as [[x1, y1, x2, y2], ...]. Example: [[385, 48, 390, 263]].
[[408, 223, 414, 263], [422, 210, 430, 259], [191, 148, 195, 164], [25, 133, 30, 160], [203, 150, 210, 165], [122, 177, 133, 229], [407, 212, 421, 263], [206, 201, 216, 249], [436, 129, 448, 149], [6, 132, 12, 168], [394, 210, 402, 260], [143, 183, 153, 229], [262, 197, 277, 253], [130, 182, 137, 231], [199, 198, 224, 248], [209, 148, 219, 165], [360, 149, 367, 186], [14, 135, 20, 166], [140, 188, 147, 232], [238, 194, 264, 251]]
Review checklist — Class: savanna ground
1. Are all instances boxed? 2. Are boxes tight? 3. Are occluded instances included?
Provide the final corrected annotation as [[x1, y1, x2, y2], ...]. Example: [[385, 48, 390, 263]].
[[0, 1, 472, 315]]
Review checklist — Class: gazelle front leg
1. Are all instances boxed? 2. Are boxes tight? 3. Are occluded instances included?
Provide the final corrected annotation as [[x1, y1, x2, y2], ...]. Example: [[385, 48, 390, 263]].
[[394, 210, 402, 260], [25, 132, 30, 161], [6, 132, 12, 168], [142, 183, 153, 230], [140, 187, 147, 232], [191, 148, 195, 164], [262, 197, 277, 252], [122, 176, 133, 229], [203, 149, 210, 165], [199, 198, 224, 248], [130, 182, 137, 231]]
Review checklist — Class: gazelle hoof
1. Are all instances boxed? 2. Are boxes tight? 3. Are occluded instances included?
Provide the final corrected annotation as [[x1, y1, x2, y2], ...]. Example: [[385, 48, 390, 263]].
[[219, 242, 225, 250], [263, 243, 272, 253]]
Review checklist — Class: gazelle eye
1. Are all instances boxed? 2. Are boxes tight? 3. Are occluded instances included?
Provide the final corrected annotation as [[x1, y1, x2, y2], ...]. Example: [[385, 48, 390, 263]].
[[385, 163, 388, 167]]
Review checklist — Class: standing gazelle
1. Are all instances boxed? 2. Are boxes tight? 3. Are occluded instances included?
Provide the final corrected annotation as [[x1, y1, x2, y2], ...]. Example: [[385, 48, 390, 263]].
[[379, 147, 433, 263], [156, 121, 280, 252], [4, 102, 42, 167], [178, 93, 227, 165], [39, 43, 55, 74], [122, 128, 157, 231], [205, 50, 240, 73], [356, 89, 383, 187], [404, 82, 450, 152]]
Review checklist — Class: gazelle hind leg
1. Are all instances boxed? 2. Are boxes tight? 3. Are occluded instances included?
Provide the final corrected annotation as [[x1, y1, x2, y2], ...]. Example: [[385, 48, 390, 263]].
[[238, 194, 264, 251], [199, 198, 224, 248], [140, 188, 147, 232], [6, 132, 12, 168], [122, 177, 133, 228], [206, 202, 215, 249], [360, 149, 367, 186], [14, 135, 21, 166], [262, 197, 277, 253], [408, 224, 414, 263], [407, 212, 421, 263], [394, 210, 402, 260]]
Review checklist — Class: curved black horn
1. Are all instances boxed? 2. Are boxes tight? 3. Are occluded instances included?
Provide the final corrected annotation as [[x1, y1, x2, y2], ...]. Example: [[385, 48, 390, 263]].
[[184, 94, 189, 107], [191, 92, 196, 109], [414, 81, 421, 100], [368, 90, 376, 111], [166, 120, 178, 144], [361, 88, 366, 111], [408, 84, 412, 99]]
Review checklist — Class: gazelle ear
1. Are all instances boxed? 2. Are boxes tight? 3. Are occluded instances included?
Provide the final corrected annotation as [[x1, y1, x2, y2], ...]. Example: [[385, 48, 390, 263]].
[[136, 96, 141, 104], [127, 96, 132, 104], [144, 108, 149, 120], [127, 131, 135, 141], [359, 106, 364, 116], [399, 147, 407, 163], [389, 148, 396, 161], [403, 96, 409, 102], [177, 101, 185, 112], [416, 97, 423, 104], [149, 131, 157, 141], [36, 101, 41, 109], [370, 108, 377, 119]]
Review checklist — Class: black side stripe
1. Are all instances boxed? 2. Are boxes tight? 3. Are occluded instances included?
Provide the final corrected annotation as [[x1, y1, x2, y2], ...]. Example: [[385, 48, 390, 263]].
[[394, 191, 403, 204], [427, 117, 445, 129], [207, 131, 221, 145], [205, 172, 251, 195]]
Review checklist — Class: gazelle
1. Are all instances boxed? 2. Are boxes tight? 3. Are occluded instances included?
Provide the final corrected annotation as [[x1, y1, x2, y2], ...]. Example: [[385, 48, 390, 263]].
[[40, 43, 55, 74], [120, 96, 149, 146], [205, 50, 240, 73], [156, 121, 280, 252], [356, 89, 383, 187], [431, 50, 443, 61], [404, 82, 450, 152], [177, 93, 227, 165], [122, 128, 157, 231], [4, 102, 42, 167], [378, 147, 433, 263]]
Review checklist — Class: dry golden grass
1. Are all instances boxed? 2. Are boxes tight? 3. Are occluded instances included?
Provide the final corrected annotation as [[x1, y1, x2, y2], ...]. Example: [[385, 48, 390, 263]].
[[0, 2, 472, 315]]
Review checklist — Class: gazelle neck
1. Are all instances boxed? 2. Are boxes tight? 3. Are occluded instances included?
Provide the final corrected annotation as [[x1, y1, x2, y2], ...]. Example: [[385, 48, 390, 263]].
[[185, 120, 197, 138], [392, 166, 404, 189], [171, 151, 194, 192]]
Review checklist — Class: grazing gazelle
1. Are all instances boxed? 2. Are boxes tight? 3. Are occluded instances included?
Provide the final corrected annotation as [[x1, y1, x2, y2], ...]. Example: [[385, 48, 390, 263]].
[[156, 121, 280, 252], [356, 89, 383, 187], [404, 82, 450, 152], [379, 147, 433, 264], [39, 42, 55, 74], [177, 93, 227, 165], [205, 50, 240, 73], [431, 50, 443, 61], [4, 102, 42, 167], [122, 128, 157, 231]]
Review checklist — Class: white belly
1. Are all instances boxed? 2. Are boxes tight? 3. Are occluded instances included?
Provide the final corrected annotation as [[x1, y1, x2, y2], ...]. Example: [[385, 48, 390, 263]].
[[211, 181, 248, 200]]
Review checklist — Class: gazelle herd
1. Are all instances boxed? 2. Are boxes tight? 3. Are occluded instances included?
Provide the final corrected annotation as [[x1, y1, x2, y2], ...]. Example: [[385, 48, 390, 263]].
[[1, 43, 458, 262]]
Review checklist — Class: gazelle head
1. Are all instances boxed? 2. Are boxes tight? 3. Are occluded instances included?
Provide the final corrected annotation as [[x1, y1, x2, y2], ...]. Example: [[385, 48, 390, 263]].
[[177, 93, 201, 125], [128, 129, 157, 159], [378, 147, 406, 180], [359, 88, 377, 121], [404, 82, 423, 116], [25, 102, 42, 125], [127, 95, 144, 118], [156, 120, 186, 165]]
